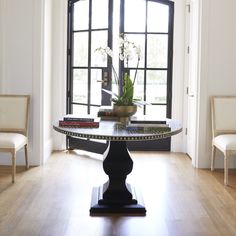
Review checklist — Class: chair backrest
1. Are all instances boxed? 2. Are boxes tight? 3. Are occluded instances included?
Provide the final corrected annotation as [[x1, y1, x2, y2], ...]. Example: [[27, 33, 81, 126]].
[[0, 95, 30, 136], [211, 96, 236, 137]]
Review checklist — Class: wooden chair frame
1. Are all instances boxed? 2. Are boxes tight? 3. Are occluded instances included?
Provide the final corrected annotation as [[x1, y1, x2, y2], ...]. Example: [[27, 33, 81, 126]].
[[0, 95, 30, 182], [211, 96, 236, 185]]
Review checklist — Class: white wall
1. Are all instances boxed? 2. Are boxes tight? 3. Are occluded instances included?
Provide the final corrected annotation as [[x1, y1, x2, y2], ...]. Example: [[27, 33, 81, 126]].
[[0, 0, 35, 165], [0, 0, 53, 165], [196, 0, 236, 168], [0, 0, 3, 92], [51, 0, 67, 150], [43, 0, 53, 164], [0, 0, 33, 93]]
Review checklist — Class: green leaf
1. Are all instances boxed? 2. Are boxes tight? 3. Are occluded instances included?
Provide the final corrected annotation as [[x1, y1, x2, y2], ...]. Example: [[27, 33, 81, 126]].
[[121, 73, 134, 105]]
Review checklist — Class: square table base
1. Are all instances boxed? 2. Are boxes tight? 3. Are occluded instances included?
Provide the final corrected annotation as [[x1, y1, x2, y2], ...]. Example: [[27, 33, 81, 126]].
[[90, 184, 146, 215]]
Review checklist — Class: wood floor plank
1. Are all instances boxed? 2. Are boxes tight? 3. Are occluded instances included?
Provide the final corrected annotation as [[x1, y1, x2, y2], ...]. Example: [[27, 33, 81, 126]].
[[0, 151, 236, 235]]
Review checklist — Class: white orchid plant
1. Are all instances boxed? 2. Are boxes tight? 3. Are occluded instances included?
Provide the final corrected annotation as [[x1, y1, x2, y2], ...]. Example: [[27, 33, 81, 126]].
[[95, 34, 144, 106]]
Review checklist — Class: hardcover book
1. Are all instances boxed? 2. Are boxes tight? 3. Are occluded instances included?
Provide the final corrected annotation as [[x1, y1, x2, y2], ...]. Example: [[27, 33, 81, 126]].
[[63, 114, 95, 122], [125, 123, 171, 133], [130, 115, 166, 124], [59, 117, 100, 128], [59, 121, 99, 128], [97, 111, 116, 117], [97, 106, 117, 117]]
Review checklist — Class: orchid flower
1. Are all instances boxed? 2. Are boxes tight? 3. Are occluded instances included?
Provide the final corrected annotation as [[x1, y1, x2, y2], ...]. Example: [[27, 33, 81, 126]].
[[95, 34, 149, 106]]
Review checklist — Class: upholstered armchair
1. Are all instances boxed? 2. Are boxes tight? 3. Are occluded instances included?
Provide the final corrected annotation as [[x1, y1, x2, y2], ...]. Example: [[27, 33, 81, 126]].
[[211, 96, 236, 185], [0, 95, 30, 183]]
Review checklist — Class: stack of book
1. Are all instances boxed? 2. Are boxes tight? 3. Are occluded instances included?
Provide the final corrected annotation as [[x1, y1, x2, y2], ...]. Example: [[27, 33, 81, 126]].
[[125, 123, 171, 133], [124, 115, 170, 132], [59, 114, 100, 128], [97, 106, 118, 120]]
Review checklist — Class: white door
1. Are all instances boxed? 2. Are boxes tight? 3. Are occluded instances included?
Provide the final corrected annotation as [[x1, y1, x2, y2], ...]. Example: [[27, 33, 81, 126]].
[[185, 0, 199, 164]]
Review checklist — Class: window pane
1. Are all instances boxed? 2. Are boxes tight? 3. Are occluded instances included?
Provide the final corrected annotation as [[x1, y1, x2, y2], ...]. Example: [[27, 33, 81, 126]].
[[73, 105, 87, 115], [73, 69, 88, 103], [147, 34, 168, 68], [91, 31, 108, 67], [90, 106, 100, 116], [124, 34, 145, 68], [74, 1, 89, 30], [92, 0, 108, 29], [147, 2, 169, 33], [130, 69, 144, 102], [146, 105, 167, 120], [125, 0, 146, 32], [146, 70, 167, 104], [73, 105, 100, 116], [135, 105, 144, 116], [91, 69, 102, 105], [74, 32, 88, 67]]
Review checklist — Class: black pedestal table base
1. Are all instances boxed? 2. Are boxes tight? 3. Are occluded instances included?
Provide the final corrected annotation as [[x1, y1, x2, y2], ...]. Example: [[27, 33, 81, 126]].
[[90, 141, 146, 215]]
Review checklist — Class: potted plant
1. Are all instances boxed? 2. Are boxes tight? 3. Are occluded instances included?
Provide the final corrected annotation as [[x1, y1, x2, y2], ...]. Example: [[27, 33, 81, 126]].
[[96, 34, 143, 118]]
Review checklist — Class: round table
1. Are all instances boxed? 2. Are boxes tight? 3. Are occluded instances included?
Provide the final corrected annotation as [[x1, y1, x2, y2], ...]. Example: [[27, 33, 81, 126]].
[[53, 119, 182, 215]]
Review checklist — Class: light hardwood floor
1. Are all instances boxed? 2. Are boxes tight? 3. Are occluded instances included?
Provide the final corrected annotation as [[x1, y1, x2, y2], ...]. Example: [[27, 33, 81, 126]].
[[1, 151, 236, 236]]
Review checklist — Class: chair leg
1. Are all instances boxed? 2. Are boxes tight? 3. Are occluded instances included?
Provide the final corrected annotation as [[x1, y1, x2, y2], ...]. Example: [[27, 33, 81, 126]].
[[211, 145, 216, 171], [24, 144, 29, 169], [12, 152, 16, 183], [224, 155, 228, 185]]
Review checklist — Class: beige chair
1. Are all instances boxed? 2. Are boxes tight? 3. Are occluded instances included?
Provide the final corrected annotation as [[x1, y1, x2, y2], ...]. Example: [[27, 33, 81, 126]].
[[211, 96, 236, 185], [0, 95, 30, 183]]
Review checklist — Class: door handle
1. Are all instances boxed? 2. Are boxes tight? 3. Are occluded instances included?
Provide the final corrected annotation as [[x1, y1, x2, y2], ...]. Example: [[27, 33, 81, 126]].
[[97, 78, 108, 86], [97, 70, 109, 86]]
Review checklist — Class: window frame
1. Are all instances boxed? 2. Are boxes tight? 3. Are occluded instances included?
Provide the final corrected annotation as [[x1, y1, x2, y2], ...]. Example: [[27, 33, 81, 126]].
[[66, 0, 174, 152], [119, 0, 174, 117]]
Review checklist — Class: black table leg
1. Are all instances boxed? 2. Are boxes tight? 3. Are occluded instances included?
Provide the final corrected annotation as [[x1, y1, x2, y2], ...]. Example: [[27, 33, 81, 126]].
[[90, 141, 146, 215]]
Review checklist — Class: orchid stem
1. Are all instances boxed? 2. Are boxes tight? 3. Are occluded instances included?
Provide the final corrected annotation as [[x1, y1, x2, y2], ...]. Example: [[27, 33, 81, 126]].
[[132, 57, 140, 86], [111, 64, 119, 86]]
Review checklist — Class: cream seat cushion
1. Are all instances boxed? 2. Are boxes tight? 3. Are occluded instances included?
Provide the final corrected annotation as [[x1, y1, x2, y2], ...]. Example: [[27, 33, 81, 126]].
[[213, 134, 236, 150], [0, 133, 27, 149]]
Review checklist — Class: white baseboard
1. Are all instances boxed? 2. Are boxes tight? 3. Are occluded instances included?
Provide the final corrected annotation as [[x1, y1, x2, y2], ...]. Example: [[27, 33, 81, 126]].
[[42, 138, 53, 165]]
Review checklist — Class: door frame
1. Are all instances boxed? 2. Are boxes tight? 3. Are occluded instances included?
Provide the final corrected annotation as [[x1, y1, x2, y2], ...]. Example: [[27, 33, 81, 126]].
[[183, 0, 201, 167]]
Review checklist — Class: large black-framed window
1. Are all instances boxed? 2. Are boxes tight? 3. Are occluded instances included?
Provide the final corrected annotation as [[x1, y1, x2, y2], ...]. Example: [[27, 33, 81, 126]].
[[119, 0, 174, 119], [67, 0, 113, 116], [67, 0, 174, 152]]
